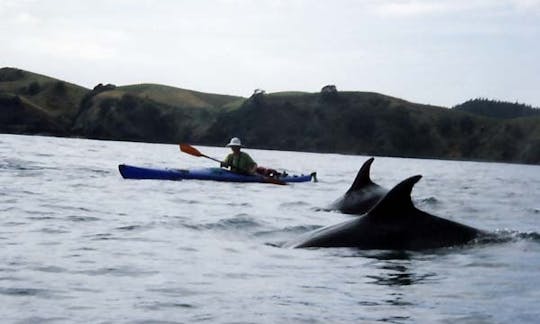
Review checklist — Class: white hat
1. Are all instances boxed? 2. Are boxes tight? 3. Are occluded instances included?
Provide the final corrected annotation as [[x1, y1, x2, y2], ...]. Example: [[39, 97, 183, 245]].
[[226, 137, 244, 147]]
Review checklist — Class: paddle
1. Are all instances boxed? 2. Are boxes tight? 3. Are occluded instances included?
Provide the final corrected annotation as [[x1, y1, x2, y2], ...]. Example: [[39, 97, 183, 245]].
[[179, 144, 287, 185], [179, 143, 222, 163]]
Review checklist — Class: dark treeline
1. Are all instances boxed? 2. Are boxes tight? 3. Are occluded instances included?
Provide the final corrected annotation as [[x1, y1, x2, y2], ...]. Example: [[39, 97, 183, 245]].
[[453, 98, 540, 119]]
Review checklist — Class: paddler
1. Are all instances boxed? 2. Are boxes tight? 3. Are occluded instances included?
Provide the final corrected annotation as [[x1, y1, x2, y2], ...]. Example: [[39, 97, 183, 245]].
[[220, 137, 282, 177], [220, 137, 258, 175]]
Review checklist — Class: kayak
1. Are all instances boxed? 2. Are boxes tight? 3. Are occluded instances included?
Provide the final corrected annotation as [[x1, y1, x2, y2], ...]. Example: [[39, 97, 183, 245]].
[[118, 164, 317, 183]]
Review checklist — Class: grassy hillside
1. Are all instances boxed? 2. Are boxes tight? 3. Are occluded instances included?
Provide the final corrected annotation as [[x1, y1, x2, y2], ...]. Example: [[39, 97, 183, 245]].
[[72, 82, 244, 142], [0, 92, 68, 135], [72, 90, 218, 143], [118, 83, 244, 110], [0, 67, 90, 135], [0, 67, 243, 139], [1, 67, 539, 164], [0, 67, 88, 129]]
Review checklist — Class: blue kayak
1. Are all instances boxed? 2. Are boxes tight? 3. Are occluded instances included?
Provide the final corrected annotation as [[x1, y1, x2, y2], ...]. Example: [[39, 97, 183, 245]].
[[118, 164, 316, 183]]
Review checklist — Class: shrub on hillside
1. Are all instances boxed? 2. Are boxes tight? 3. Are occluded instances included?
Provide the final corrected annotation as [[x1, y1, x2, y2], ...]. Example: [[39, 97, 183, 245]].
[[27, 81, 41, 95], [54, 81, 67, 94]]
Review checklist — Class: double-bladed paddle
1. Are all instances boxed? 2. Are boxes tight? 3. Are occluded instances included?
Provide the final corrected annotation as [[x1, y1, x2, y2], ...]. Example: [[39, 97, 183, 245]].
[[179, 144, 287, 185]]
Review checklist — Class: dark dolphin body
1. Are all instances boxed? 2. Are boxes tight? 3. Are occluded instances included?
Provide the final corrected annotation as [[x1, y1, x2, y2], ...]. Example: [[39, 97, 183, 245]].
[[291, 175, 484, 250], [326, 157, 387, 215]]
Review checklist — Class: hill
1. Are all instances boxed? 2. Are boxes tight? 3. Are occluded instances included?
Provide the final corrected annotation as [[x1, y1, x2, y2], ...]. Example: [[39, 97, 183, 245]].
[[1, 67, 539, 164], [0, 67, 89, 134], [0, 67, 244, 141], [117, 83, 244, 110], [453, 98, 540, 119], [200, 90, 540, 163]]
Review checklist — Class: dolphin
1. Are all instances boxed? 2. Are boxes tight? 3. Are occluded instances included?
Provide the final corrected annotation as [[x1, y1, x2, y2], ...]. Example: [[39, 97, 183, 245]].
[[290, 175, 484, 250], [325, 157, 387, 215]]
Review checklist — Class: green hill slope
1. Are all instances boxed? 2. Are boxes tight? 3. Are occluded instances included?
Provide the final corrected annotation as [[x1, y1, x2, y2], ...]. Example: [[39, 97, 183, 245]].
[[0, 67, 89, 134], [118, 84, 244, 110]]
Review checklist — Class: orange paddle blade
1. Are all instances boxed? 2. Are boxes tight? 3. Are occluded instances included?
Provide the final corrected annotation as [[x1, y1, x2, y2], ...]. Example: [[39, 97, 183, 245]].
[[179, 144, 203, 157]]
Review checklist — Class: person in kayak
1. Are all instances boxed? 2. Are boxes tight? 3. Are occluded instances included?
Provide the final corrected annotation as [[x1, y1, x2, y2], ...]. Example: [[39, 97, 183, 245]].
[[220, 137, 258, 175], [221, 137, 283, 177]]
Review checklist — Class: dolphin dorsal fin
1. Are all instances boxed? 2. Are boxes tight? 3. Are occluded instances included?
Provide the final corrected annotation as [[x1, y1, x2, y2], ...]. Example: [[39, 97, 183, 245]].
[[347, 157, 375, 193], [367, 175, 422, 219]]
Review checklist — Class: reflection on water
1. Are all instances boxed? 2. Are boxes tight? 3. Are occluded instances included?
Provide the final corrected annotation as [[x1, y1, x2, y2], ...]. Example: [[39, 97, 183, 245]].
[[366, 262, 437, 287], [361, 251, 439, 288]]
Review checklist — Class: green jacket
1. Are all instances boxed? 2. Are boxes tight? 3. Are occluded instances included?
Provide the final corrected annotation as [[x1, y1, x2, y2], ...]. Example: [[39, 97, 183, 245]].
[[224, 151, 256, 174]]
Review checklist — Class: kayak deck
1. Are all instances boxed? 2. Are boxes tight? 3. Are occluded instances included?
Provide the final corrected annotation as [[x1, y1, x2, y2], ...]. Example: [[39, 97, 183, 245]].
[[118, 164, 316, 183]]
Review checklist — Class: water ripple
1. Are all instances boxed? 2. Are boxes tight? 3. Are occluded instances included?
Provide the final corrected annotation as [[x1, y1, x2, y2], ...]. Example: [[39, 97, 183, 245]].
[[74, 266, 159, 277], [0, 287, 54, 298], [66, 215, 100, 222], [33, 265, 67, 273]]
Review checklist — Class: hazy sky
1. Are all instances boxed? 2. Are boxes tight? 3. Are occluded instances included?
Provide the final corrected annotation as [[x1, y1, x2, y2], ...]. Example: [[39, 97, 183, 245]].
[[2, 0, 539, 107]]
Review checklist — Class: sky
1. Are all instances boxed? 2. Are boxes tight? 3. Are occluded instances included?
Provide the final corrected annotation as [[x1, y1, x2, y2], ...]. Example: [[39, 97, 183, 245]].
[[1, 0, 540, 107]]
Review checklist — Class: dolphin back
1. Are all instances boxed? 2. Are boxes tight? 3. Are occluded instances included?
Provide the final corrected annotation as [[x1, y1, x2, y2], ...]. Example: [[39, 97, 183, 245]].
[[347, 157, 375, 193], [293, 174, 483, 250], [325, 157, 387, 215]]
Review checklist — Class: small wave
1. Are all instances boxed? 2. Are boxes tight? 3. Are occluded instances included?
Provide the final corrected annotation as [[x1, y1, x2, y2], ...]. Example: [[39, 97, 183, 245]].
[[419, 196, 439, 205], [263, 225, 323, 248], [26, 209, 55, 216], [17, 317, 70, 324], [67, 215, 101, 222], [0, 158, 41, 171], [72, 167, 111, 179], [0, 287, 52, 297], [117, 225, 140, 231], [255, 225, 322, 242], [34, 265, 67, 273], [76, 167, 110, 175], [471, 229, 540, 245], [353, 250, 414, 260], [366, 272, 432, 288], [217, 215, 263, 228], [74, 266, 159, 277], [146, 287, 198, 297], [3, 221, 28, 227], [88, 233, 117, 241], [495, 229, 540, 241], [225, 202, 252, 207], [137, 301, 196, 311], [186, 214, 266, 232], [27, 216, 58, 221], [279, 201, 311, 209], [281, 224, 322, 234], [36, 227, 70, 234], [44, 205, 94, 213]]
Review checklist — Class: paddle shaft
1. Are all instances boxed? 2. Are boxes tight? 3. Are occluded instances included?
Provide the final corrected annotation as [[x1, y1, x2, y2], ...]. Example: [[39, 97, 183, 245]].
[[200, 154, 222, 164]]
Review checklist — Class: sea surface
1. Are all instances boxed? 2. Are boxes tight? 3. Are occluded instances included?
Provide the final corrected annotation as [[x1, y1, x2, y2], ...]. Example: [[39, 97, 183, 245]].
[[1, 134, 539, 323]]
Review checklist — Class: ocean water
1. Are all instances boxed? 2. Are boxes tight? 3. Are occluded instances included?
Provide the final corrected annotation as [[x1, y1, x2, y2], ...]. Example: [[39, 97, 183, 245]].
[[1, 133, 539, 323]]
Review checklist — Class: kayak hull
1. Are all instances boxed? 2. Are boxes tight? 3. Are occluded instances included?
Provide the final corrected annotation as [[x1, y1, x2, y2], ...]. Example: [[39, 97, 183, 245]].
[[118, 164, 315, 183]]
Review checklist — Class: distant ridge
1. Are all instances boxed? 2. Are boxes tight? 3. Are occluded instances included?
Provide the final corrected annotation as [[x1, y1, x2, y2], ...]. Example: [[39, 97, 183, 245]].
[[117, 83, 244, 109], [454, 98, 540, 119], [1, 67, 539, 164]]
